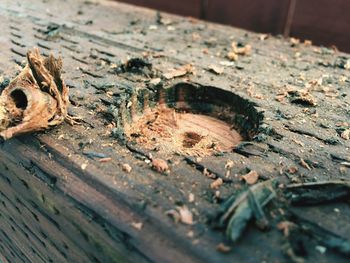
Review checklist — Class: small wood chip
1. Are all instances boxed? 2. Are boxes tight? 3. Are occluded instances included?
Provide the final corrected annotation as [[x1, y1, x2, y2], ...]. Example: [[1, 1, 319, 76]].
[[341, 129, 350, 140], [227, 51, 238, 61], [163, 64, 194, 79], [208, 64, 224, 75], [81, 163, 88, 170], [225, 160, 234, 169], [304, 40, 312, 46], [99, 157, 112, 163], [287, 166, 298, 174], [216, 243, 232, 253], [187, 231, 194, 238], [150, 78, 161, 85], [177, 205, 193, 225], [152, 158, 169, 173], [203, 168, 215, 178], [277, 221, 295, 237], [131, 222, 143, 230], [300, 158, 311, 170], [188, 193, 195, 203], [122, 163, 132, 173], [210, 178, 223, 189], [241, 170, 259, 185]]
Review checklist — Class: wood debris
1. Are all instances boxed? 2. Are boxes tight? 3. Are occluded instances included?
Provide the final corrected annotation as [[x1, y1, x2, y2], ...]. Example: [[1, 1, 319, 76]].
[[208, 64, 224, 75], [131, 222, 143, 230], [151, 158, 170, 173], [303, 40, 312, 46], [210, 178, 223, 189], [277, 221, 295, 237], [177, 205, 194, 225], [276, 87, 317, 106], [290, 37, 300, 46], [122, 163, 132, 173], [227, 51, 238, 61], [225, 160, 234, 169], [216, 243, 232, 253], [289, 89, 317, 106], [99, 157, 112, 163], [81, 162, 88, 170], [188, 193, 195, 203], [231, 42, 252, 55], [341, 129, 350, 140], [166, 205, 194, 225], [241, 170, 259, 185], [299, 159, 311, 170], [163, 64, 195, 79], [287, 166, 298, 174], [226, 42, 251, 61], [0, 48, 70, 140]]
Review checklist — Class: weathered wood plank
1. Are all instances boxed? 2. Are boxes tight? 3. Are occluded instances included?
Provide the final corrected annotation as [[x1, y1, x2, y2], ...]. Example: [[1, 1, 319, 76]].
[[0, 0, 349, 262]]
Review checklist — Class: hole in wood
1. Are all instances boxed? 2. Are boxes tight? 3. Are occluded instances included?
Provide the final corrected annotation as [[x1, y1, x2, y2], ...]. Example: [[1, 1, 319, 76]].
[[122, 83, 263, 157], [10, 89, 28, 110]]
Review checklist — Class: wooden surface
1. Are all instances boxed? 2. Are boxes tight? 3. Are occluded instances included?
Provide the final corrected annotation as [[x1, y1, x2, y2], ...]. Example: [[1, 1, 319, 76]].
[[0, 0, 349, 262]]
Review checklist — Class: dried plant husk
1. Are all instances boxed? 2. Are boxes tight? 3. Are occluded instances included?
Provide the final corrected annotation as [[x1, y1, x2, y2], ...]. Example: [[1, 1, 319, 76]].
[[0, 48, 70, 140]]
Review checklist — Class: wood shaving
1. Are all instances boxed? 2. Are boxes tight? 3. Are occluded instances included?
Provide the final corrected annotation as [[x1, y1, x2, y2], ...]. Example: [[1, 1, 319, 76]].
[[290, 37, 300, 46], [300, 158, 311, 170], [208, 64, 224, 75], [188, 193, 195, 203], [231, 42, 252, 55], [289, 89, 317, 106], [99, 157, 112, 163], [131, 222, 143, 230], [163, 64, 195, 79], [81, 163, 88, 170], [241, 170, 259, 185], [210, 178, 223, 189], [177, 205, 193, 225], [152, 158, 169, 173], [277, 221, 295, 237], [341, 129, 350, 140], [122, 163, 132, 173], [225, 160, 234, 169], [287, 166, 298, 174], [216, 243, 232, 253], [304, 40, 312, 46], [227, 51, 238, 61]]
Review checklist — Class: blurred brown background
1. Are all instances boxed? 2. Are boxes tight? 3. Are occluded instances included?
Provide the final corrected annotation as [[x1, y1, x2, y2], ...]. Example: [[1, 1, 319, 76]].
[[116, 0, 350, 53]]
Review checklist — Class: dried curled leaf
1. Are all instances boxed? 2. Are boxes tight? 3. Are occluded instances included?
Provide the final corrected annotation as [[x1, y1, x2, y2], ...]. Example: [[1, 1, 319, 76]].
[[0, 48, 70, 140], [214, 180, 276, 242]]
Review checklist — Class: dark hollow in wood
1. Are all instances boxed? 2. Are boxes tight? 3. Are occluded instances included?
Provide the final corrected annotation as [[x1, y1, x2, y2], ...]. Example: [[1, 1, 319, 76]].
[[124, 83, 262, 156]]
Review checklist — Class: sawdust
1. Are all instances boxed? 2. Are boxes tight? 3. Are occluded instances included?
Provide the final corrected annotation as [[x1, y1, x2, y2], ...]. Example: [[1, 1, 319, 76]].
[[124, 105, 243, 157]]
